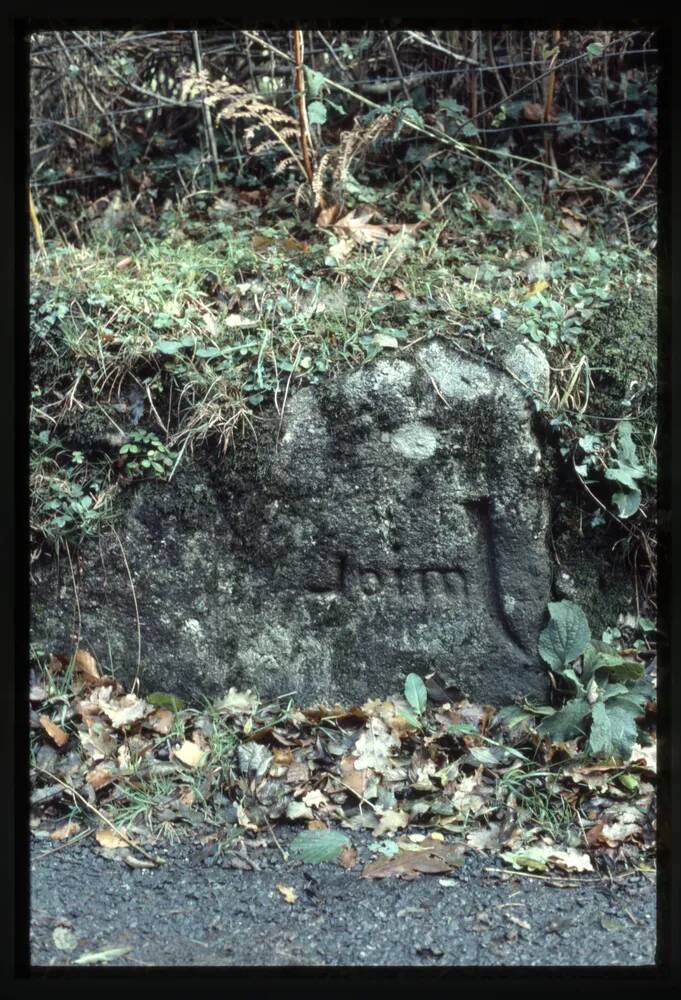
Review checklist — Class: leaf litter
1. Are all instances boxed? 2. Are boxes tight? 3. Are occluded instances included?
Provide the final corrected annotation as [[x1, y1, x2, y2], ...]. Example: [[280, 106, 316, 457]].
[[29, 649, 656, 881]]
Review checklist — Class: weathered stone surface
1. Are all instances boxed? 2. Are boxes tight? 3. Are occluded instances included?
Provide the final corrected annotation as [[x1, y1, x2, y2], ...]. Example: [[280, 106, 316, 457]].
[[31, 340, 552, 706]]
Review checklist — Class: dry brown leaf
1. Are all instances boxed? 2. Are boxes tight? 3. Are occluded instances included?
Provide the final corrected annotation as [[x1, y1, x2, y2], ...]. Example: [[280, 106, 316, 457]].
[[470, 192, 497, 214], [285, 761, 310, 785], [78, 724, 117, 762], [523, 102, 545, 123], [339, 844, 358, 870], [327, 238, 354, 263], [276, 884, 298, 904], [560, 216, 585, 237], [172, 740, 207, 768], [50, 821, 81, 841], [100, 693, 151, 730], [203, 311, 218, 337], [95, 827, 129, 849], [74, 649, 100, 682], [375, 808, 409, 837], [251, 234, 274, 249], [115, 256, 134, 270], [362, 839, 465, 880], [86, 763, 117, 791], [340, 755, 368, 797], [316, 204, 340, 227], [145, 708, 174, 735], [39, 715, 69, 748], [178, 786, 195, 807]]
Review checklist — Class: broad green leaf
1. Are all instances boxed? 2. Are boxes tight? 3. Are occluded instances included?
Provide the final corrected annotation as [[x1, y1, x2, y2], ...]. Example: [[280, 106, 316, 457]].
[[538, 600, 591, 671], [536, 698, 590, 741], [605, 660, 645, 683], [146, 691, 186, 711], [290, 829, 350, 863], [304, 67, 326, 99], [396, 708, 422, 729], [587, 699, 638, 759], [639, 617, 656, 632], [156, 340, 183, 354], [404, 673, 427, 714], [612, 489, 641, 518], [586, 42, 605, 58], [601, 682, 630, 701], [307, 101, 327, 126]]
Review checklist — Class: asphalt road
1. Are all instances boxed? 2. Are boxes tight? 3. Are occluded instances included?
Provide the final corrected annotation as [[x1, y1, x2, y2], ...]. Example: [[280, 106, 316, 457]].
[[29, 827, 656, 969]]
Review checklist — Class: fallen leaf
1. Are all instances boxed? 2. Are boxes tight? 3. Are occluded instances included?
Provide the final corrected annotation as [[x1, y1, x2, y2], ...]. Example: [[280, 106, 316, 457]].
[[53, 926, 78, 951], [339, 844, 358, 869], [560, 216, 585, 237], [470, 192, 498, 214], [203, 311, 218, 336], [95, 827, 129, 849], [172, 740, 207, 768], [501, 846, 593, 873], [362, 838, 465, 880], [373, 333, 399, 349], [523, 102, 545, 122], [50, 821, 81, 841], [327, 237, 354, 263], [74, 649, 100, 682], [215, 688, 259, 716], [525, 278, 549, 297], [302, 789, 328, 808], [145, 708, 174, 735], [290, 828, 350, 862], [316, 204, 340, 227], [100, 693, 152, 730], [286, 800, 314, 821], [39, 715, 69, 748], [276, 883, 298, 903], [115, 256, 134, 270], [375, 808, 409, 837], [353, 718, 400, 773], [73, 947, 132, 965], [86, 763, 117, 791], [285, 761, 310, 785], [251, 234, 274, 249]]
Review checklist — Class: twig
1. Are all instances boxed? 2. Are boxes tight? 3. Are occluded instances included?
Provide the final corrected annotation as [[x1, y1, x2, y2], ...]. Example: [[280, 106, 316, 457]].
[[35, 827, 96, 860], [191, 31, 220, 181], [384, 32, 410, 101], [293, 30, 314, 188], [33, 766, 163, 866], [28, 189, 44, 252], [263, 815, 289, 862], [631, 156, 657, 201]]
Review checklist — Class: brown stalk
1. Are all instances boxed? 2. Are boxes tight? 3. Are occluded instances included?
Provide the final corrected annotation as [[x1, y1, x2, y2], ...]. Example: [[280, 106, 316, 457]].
[[543, 30, 561, 184], [293, 30, 314, 188]]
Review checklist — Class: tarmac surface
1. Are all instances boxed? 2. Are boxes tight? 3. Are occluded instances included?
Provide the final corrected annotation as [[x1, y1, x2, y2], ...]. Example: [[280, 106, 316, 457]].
[[28, 826, 657, 969]]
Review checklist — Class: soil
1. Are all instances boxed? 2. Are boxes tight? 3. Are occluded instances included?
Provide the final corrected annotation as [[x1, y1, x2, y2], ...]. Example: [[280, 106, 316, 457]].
[[29, 826, 656, 969]]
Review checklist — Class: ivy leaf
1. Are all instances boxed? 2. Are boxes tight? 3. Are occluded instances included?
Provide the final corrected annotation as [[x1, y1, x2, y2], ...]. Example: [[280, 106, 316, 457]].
[[304, 67, 326, 99], [307, 101, 327, 126], [586, 41, 605, 58], [612, 490, 641, 518], [538, 600, 591, 671], [404, 673, 428, 715], [587, 699, 638, 759], [605, 421, 646, 490], [536, 698, 590, 741], [290, 829, 350, 863]]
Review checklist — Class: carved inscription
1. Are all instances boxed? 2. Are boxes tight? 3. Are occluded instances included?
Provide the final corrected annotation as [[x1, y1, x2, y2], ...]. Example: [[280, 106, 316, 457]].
[[306, 554, 467, 602]]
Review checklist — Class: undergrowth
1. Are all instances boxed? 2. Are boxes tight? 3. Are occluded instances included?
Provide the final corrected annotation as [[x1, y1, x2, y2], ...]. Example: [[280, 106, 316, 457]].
[[30, 161, 656, 598]]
